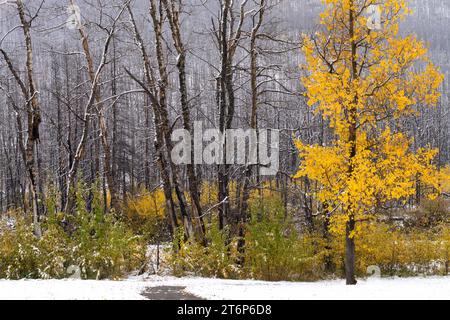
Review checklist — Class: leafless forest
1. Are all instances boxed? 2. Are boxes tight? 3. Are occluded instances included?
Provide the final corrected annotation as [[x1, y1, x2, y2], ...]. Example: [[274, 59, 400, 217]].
[[0, 0, 449, 243]]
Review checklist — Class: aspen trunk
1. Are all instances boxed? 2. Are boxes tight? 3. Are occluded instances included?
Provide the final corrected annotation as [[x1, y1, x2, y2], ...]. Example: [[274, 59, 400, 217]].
[[345, 0, 358, 286], [127, 5, 180, 235], [238, 0, 265, 264], [149, 0, 195, 239], [65, 0, 126, 213], [162, 0, 206, 244]]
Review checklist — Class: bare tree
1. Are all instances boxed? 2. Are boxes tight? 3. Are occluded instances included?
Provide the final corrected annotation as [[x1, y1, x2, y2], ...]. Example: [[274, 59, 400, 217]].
[[161, 0, 206, 243], [125, 3, 180, 235], [64, 0, 129, 213], [213, 0, 249, 230], [0, 0, 45, 237]]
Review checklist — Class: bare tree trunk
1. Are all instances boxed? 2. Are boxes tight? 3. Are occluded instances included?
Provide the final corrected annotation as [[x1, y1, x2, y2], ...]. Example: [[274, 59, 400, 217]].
[[76, 16, 118, 212], [126, 5, 180, 235], [0, 0, 44, 237], [238, 0, 265, 264], [345, 1, 358, 285], [216, 0, 248, 231], [149, 0, 195, 239], [217, 0, 231, 231], [111, 35, 119, 204], [162, 0, 206, 244], [65, 0, 127, 213]]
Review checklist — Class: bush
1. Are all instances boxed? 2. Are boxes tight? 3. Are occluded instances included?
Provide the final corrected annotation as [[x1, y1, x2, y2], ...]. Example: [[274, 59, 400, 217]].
[[245, 213, 325, 281], [328, 220, 449, 277], [2, 183, 449, 281], [169, 223, 243, 279], [407, 198, 450, 229], [123, 188, 169, 243], [0, 184, 146, 280], [0, 216, 71, 279], [69, 211, 146, 280], [169, 194, 327, 282], [169, 196, 450, 281]]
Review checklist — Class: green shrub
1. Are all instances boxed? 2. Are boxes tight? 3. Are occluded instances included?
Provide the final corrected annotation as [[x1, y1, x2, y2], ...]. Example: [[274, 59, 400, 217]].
[[0, 183, 146, 280], [169, 224, 243, 279], [244, 210, 324, 281], [169, 203, 327, 282], [0, 217, 71, 279], [168, 200, 450, 281]]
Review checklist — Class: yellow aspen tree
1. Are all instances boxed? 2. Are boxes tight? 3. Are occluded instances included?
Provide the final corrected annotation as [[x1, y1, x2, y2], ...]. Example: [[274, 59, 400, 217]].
[[295, 0, 447, 285]]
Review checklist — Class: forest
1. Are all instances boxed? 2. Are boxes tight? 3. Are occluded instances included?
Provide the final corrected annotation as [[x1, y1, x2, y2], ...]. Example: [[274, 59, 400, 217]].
[[0, 0, 449, 287]]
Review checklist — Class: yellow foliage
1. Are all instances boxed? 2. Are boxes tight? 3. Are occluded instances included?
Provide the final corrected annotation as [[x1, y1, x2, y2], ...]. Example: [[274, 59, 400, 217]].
[[328, 221, 449, 276], [296, 0, 445, 231], [440, 166, 450, 194], [168, 215, 450, 280], [123, 188, 168, 241], [301, 0, 442, 139], [199, 182, 219, 207], [125, 189, 166, 220]]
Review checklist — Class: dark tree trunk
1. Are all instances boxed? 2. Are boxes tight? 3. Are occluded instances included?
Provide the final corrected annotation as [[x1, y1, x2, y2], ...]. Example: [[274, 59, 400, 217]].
[[345, 0, 358, 286]]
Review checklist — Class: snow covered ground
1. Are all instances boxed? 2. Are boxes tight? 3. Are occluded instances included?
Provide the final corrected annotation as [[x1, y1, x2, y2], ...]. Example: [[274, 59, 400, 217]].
[[145, 276, 450, 300], [0, 279, 149, 300], [0, 276, 449, 300]]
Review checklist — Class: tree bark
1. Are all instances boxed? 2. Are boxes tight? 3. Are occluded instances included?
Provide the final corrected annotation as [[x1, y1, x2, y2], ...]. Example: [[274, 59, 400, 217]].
[[162, 0, 206, 244], [149, 0, 195, 239], [238, 0, 265, 264], [126, 5, 180, 235], [345, 0, 358, 285], [65, 0, 126, 213], [0, 0, 43, 237]]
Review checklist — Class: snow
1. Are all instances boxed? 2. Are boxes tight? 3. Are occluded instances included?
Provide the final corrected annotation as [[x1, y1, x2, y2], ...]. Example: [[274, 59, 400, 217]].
[[146, 244, 171, 275], [0, 279, 149, 300], [0, 276, 449, 300], [145, 276, 450, 300]]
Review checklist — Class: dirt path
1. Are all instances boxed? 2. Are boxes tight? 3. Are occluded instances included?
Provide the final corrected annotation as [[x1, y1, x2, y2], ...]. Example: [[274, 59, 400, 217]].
[[141, 286, 205, 300]]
